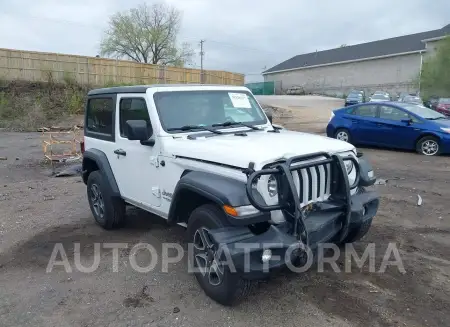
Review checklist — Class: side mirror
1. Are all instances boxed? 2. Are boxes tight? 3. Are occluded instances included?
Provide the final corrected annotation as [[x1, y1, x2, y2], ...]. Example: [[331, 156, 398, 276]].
[[125, 120, 153, 145], [401, 119, 413, 125]]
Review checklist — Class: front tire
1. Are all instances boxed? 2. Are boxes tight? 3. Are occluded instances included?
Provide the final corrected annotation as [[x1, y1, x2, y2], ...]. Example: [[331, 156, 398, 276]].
[[87, 171, 126, 229], [416, 136, 440, 156], [187, 204, 252, 306], [335, 128, 351, 143], [339, 218, 373, 244]]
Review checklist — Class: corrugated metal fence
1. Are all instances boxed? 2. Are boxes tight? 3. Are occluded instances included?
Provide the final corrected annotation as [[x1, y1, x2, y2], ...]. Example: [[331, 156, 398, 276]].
[[0, 48, 245, 86]]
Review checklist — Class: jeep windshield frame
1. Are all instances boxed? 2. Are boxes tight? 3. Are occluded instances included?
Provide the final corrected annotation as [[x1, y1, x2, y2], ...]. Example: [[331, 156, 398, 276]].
[[153, 90, 268, 134]]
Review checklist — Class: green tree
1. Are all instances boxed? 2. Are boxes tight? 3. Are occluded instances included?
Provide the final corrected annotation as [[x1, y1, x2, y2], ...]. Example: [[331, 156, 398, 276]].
[[420, 36, 450, 98], [100, 2, 194, 67]]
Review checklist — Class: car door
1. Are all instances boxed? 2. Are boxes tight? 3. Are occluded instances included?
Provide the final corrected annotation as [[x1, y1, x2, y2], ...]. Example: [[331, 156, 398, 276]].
[[348, 104, 381, 144], [109, 94, 161, 208], [375, 105, 423, 149]]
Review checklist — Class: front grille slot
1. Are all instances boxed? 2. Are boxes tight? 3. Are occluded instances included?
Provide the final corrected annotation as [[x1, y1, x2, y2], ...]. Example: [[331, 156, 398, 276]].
[[291, 158, 332, 207]]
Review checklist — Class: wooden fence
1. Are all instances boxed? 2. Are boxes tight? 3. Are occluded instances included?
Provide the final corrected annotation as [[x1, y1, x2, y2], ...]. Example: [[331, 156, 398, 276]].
[[0, 48, 244, 86]]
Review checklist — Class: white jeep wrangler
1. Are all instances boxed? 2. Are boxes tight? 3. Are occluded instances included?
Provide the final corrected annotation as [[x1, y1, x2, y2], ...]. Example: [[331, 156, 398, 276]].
[[82, 85, 379, 305]]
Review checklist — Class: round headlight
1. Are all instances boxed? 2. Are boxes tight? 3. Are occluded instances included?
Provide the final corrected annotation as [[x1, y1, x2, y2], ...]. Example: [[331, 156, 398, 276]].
[[344, 160, 354, 174], [267, 175, 278, 197]]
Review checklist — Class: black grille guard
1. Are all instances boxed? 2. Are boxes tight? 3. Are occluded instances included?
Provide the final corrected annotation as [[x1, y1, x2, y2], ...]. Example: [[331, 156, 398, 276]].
[[245, 152, 360, 245]]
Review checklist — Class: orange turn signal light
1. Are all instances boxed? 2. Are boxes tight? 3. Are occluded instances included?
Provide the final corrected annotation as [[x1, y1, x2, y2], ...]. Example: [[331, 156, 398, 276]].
[[223, 205, 238, 217]]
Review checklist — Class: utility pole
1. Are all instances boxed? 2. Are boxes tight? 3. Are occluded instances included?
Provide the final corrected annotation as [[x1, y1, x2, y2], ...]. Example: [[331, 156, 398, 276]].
[[200, 40, 205, 84]]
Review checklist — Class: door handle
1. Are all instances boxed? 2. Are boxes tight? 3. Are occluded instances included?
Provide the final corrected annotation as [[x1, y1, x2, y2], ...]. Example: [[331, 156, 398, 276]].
[[114, 149, 127, 156]]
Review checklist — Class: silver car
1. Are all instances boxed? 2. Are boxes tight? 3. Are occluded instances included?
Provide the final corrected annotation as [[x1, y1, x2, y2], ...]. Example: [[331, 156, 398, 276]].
[[369, 93, 391, 102]]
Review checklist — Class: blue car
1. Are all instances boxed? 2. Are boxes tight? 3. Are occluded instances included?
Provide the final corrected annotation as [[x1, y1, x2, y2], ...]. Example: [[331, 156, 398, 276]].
[[327, 102, 450, 156]]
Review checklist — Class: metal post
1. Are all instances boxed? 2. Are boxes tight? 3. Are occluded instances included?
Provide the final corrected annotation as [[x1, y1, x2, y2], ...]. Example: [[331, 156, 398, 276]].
[[200, 40, 205, 84], [418, 51, 423, 95]]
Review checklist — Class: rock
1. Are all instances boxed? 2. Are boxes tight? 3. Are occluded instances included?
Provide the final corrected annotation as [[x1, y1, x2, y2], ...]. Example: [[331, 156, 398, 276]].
[[0, 157, 7, 160], [375, 178, 387, 185], [55, 164, 82, 177], [173, 307, 180, 313], [417, 194, 423, 206]]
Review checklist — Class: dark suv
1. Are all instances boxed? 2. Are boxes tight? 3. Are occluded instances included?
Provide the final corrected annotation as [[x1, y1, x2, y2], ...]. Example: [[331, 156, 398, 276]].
[[345, 90, 365, 106]]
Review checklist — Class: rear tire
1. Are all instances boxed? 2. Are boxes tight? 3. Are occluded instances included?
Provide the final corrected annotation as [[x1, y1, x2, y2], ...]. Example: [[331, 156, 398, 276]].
[[87, 171, 126, 229], [187, 204, 252, 306], [335, 128, 351, 143], [416, 136, 440, 156]]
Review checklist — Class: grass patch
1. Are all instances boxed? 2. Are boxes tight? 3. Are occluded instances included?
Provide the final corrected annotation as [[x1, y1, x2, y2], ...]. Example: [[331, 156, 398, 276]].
[[0, 80, 87, 131]]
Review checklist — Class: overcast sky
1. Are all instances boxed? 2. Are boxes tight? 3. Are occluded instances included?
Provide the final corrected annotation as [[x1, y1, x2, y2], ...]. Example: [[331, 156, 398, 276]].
[[1, 0, 449, 82]]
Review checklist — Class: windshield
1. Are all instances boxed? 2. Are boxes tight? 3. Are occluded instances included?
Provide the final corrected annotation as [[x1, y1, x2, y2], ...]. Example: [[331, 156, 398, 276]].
[[153, 90, 268, 132], [372, 94, 389, 99], [439, 98, 450, 104], [398, 103, 446, 119]]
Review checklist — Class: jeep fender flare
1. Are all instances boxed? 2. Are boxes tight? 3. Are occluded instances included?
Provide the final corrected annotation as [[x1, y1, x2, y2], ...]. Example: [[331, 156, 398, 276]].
[[168, 170, 268, 225], [82, 149, 121, 198]]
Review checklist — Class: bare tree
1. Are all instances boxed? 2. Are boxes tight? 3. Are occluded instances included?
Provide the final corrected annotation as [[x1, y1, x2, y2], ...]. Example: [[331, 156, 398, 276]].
[[100, 3, 194, 67]]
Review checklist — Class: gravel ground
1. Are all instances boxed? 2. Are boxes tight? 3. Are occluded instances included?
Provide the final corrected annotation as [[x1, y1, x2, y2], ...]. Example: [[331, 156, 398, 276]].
[[1, 96, 450, 327]]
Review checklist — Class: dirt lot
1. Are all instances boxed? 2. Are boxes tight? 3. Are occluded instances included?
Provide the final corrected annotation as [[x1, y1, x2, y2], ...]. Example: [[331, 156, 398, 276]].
[[1, 96, 450, 327]]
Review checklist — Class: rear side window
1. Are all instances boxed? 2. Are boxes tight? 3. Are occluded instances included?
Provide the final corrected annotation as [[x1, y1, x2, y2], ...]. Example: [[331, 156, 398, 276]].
[[86, 98, 114, 136], [351, 105, 377, 117], [119, 98, 152, 138]]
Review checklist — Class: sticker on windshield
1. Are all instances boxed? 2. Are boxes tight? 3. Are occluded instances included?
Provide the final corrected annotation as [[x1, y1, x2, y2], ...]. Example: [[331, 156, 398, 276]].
[[228, 93, 251, 108]]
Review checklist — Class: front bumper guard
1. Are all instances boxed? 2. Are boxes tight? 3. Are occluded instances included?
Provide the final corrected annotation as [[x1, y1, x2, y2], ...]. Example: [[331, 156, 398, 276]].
[[245, 152, 360, 244], [209, 189, 379, 279], [208, 152, 379, 278]]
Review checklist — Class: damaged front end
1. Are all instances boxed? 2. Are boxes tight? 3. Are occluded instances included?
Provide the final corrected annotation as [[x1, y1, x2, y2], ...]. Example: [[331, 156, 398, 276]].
[[207, 152, 379, 279]]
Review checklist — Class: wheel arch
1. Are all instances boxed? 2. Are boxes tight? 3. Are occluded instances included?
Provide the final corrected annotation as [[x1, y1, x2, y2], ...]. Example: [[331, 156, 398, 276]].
[[82, 148, 121, 197], [167, 170, 268, 226], [414, 132, 441, 147], [334, 127, 352, 140]]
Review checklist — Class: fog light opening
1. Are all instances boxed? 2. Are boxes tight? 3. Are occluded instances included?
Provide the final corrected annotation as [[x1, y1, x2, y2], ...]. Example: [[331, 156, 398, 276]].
[[261, 249, 272, 263]]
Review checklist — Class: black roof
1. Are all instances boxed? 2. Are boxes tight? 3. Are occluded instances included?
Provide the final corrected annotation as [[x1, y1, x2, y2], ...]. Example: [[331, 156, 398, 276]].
[[87, 84, 242, 96], [264, 24, 450, 74]]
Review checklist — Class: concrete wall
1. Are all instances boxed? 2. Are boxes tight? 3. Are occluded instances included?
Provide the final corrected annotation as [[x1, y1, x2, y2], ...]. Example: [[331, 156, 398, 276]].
[[264, 53, 422, 97], [424, 39, 444, 60]]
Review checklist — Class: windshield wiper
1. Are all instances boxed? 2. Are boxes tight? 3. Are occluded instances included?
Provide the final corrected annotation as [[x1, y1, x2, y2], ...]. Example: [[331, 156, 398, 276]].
[[167, 125, 223, 134], [212, 121, 261, 130], [426, 117, 447, 120]]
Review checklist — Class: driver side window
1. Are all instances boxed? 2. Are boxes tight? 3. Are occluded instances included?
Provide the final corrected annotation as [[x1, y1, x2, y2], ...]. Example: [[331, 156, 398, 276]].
[[119, 98, 153, 138], [379, 106, 414, 122]]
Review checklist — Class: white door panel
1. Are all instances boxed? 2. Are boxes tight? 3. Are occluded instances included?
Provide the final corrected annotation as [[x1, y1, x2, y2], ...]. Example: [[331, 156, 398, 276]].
[[109, 94, 162, 208]]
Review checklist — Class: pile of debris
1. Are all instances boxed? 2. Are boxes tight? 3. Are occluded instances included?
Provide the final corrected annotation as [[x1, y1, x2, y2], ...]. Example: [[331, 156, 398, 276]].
[[286, 86, 306, 95], [262, 105, 293, 119], [37, 124, 83, 132]]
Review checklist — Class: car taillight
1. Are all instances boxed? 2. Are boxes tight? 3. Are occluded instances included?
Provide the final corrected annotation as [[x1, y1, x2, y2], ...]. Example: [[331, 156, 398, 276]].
[[81, 137, 85, 153], [329, 111, 335, 122]]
